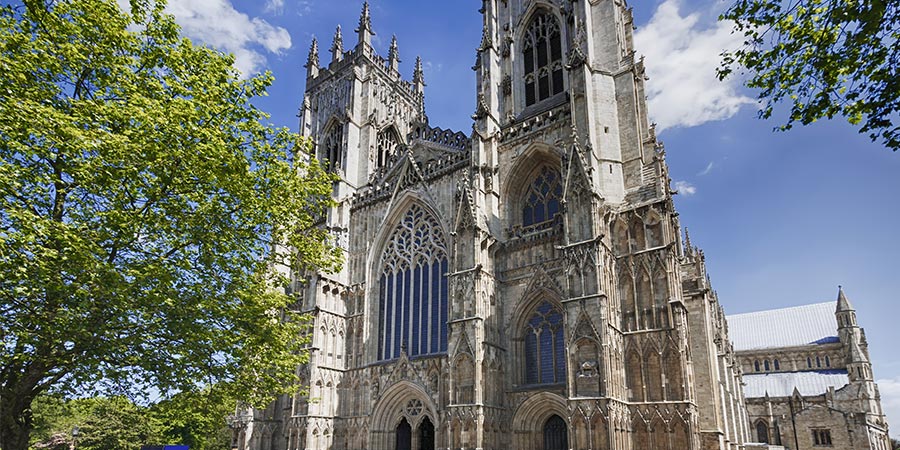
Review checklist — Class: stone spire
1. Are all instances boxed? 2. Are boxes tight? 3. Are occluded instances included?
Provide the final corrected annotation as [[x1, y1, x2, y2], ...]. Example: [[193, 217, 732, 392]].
[[836, 285, 854, 313], [388, 35, 400, 72], [330, 26, 344, 64], [356, 1, 374, 48], [413, 56, 425, 91], [305, 37, 320, 78]]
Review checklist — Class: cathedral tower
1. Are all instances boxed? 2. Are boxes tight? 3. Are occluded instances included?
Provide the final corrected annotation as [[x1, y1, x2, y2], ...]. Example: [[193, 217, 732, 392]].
[[237, 2, 748, 449]]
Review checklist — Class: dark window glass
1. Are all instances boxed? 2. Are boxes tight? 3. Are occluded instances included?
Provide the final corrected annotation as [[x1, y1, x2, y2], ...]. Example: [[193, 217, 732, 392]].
[[322, 125, 343, 172], [756, 422, 769, 444], [396, 418, 412, 450], [764, 360, 770, 371], [418, 417, 435, 450], [378, 205, 449, 360], [522, 12, 564, 106], [754, 361, 760, 372], [539, 74, 550, 100], [522, 166, 563, 227], [524, 301, 566, 384], [543, 415, 568, 450], [774, 359, 780, 371]]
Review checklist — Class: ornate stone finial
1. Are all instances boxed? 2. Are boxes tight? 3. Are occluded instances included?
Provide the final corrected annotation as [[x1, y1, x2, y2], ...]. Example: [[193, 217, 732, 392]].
[[356, 1, 374, 46], [388, 35, 400, 71], [305, 37, 320, 78], [684, 228, 694, 255], [413, 56, 425, 85], [330, 25, 344, 63], [472, 93, 489, 120], [358, 2, 372, 32], [479, 24, 493, 51], [567, 18, 587, 68]]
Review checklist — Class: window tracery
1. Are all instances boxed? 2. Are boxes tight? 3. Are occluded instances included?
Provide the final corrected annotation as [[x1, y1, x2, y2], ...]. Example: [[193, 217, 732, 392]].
[[322, 124, 343, 172], [378, 204, 449, 360], [524, 301, 566, 385], [522, 166, 563, 227], [523, 11, 564, 106], [376, 127, 400, 169]]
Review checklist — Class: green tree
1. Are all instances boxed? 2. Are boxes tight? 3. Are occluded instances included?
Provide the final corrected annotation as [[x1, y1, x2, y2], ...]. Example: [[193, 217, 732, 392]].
[[718, 0, 900, 151], [149, 388, 233, 450], [892, 437, 899, 450], [0, 1, 340, 449]]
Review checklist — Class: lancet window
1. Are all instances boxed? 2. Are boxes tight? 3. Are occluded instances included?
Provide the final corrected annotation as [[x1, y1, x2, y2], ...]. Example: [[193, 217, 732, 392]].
[[378, 204, 449, 360], [524, 301, 566, 385], [376, 127, 400, 169], [523, 11, 564, 106], [522, 166, 562, 227], [322, 124, 343, 172]]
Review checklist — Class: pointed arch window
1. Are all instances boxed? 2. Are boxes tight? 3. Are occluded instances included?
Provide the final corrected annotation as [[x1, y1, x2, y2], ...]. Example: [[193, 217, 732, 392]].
[[378, 204, 449, 360], [522, 166, 563, 227], [322, 124, 343, 172], [524, 301, 566, 385], [523, 11, 564, 106], [376, 127, 400, 169]]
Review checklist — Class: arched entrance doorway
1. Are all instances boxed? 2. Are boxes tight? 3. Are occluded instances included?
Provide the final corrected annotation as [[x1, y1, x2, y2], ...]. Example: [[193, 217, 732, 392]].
[[418, 416, 435, 450], [543, 415, 568, 450], [396, 418, 412, 450]]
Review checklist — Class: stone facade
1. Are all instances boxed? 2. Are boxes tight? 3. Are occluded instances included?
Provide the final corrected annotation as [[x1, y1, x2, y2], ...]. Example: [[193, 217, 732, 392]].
[[229, 2, 887, 450], [729, 290, 892, 450]]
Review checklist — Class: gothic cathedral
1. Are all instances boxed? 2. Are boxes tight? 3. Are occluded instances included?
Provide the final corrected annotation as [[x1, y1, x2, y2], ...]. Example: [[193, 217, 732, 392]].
[[231, 2, 891, 450]]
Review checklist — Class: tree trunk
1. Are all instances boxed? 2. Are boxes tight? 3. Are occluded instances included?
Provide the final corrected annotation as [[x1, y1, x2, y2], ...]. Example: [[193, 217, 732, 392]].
[[0, 390, 34, 450]]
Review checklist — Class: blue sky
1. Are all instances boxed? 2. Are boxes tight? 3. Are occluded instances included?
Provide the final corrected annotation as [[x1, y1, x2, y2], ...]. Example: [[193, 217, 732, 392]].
[[158, 0, 900, 434]]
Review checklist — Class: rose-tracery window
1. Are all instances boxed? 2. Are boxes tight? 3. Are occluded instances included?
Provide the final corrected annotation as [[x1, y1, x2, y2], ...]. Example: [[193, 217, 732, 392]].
[[376, 127, 400, 169], [523, 11, 564, 106], [322, 124, 343, 172], [522, 166, 563, 227], [378, 204, 449, 360], [524, 301, 566, 385]]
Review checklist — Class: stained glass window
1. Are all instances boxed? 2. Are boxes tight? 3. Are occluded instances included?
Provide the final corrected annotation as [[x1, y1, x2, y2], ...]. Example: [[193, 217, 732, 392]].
[[524, 301, 566, 384], [378, 204, 449, 360], [523, 11, 564, 106], [522, 166, 562, 227], [322, 124, 342, 172]]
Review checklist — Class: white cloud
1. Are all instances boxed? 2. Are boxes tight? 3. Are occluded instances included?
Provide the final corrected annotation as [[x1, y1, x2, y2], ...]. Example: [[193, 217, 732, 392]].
[[634, 0, 755, 132], [878, 377, 900, 438], [673, 180, 697, 196], [699, 161, 715, 176], [264, 0, 285, 15], [119, 0, 291, 76]]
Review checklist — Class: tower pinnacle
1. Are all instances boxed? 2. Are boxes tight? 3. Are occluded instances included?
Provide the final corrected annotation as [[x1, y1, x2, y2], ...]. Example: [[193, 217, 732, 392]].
[[389, 35, 400, 72], [356, 1, 374, 48], [306, 37, 320, 78], [330, 26, 344, 64]]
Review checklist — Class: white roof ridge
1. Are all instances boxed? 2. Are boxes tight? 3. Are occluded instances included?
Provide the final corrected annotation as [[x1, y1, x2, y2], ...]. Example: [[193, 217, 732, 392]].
[[728, 301, 836, 318]]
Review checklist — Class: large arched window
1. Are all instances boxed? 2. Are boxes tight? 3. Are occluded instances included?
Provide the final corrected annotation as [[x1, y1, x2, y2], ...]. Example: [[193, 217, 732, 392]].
[[376, 127, 400, 169], [524, 301, 566, 385], [523, 11, 564, 106], [522, 166, 562, 227], [378, 204, 449, 360], [322, 124, 342, 171]]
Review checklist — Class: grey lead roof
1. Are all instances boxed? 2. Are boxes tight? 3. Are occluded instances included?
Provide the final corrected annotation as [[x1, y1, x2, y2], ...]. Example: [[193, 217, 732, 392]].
[[727, 302, 839, 352], [743, 370, 849, 398]]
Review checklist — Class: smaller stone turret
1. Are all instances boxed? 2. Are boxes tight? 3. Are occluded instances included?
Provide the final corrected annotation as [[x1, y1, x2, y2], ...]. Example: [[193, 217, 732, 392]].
[[356, 1, 373, 50], [330, 25, 344, 64], [388, 35, 400, 72], [305, 38, 319, 79]]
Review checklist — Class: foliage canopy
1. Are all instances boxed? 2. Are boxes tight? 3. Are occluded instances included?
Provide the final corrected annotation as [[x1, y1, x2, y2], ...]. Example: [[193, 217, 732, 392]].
[[719, 0, 900, 151], [0, 0, 339, 448]]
